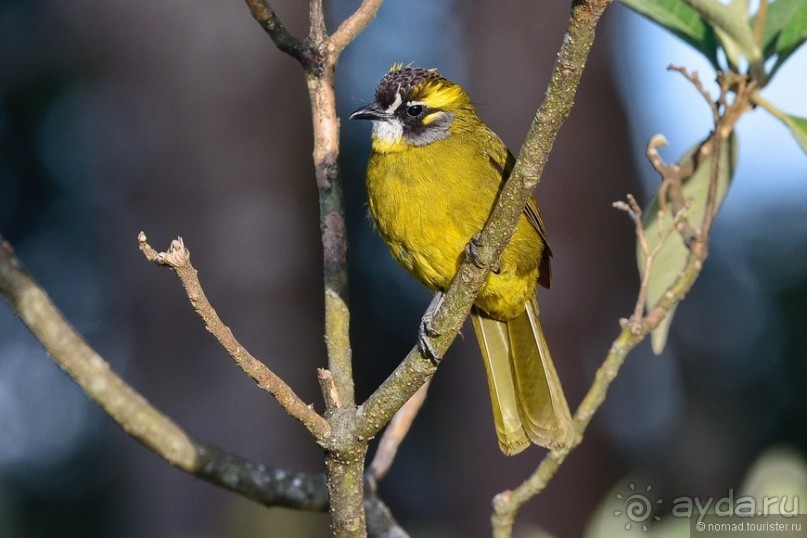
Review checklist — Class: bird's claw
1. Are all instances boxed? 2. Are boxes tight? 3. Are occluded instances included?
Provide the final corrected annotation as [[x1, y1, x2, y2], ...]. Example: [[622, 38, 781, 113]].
[[465, 233, 501, 274], [418, 316, 441, 363]]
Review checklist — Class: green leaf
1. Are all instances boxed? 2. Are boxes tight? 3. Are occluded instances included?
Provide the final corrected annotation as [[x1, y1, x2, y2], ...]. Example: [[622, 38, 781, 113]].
[[774, 1, 807, 63], [780, 114, 807, 154], [619, 0, 720, 66], [684, 0, 764, 74], [714, 24, 748, 70], [639, 132, 738, 354], [756, 0, 807, 58]]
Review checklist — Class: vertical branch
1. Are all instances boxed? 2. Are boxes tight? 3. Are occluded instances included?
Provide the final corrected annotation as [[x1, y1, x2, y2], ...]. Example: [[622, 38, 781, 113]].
[[308, 62, 355, 409], [700, 73, 750, 242], [311, 0, 383, 413], [247, 0, 375, 415], [245, 2, 383, 536], [305, 40, 361, 538], [308, 0, 327, 44]]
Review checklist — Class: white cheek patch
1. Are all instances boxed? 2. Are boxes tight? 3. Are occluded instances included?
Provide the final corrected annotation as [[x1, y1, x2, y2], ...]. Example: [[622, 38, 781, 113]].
[[372, 118, 404, 144]]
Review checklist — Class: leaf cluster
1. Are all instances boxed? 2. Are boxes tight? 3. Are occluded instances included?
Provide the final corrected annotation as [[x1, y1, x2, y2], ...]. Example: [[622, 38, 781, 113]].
[[621, 0, 807, 150], [618, 0, 806, 351]]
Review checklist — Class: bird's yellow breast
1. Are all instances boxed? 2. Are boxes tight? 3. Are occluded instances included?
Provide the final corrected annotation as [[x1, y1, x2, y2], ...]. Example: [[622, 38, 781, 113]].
[[366, 128, 545, 320]]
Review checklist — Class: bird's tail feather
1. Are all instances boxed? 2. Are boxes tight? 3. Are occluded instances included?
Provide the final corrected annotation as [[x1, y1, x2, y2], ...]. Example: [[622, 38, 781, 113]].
[[472, 298, 573, 455]]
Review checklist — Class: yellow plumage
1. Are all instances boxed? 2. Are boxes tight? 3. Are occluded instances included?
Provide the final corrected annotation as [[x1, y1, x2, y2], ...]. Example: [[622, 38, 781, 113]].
[[353, 67, 573, 454]]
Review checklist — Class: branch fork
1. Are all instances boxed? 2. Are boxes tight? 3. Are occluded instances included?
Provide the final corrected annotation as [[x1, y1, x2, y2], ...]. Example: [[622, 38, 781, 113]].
[[138, 232, 331, 444]]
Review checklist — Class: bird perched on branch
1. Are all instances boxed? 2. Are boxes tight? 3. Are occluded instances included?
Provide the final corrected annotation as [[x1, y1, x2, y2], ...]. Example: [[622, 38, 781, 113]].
[[351, 65, 573, 455]]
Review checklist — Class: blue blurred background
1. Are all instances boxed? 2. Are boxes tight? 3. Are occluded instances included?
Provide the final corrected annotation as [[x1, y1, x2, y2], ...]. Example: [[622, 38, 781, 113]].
[[1, 1, 805, 536]]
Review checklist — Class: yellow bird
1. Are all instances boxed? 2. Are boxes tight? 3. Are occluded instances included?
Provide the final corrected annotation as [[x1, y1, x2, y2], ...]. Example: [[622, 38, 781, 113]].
[[351, 66, 573, 454]]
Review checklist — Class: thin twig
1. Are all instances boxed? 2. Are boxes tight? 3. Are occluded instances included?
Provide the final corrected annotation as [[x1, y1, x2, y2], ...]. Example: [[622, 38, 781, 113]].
[[667, 67, 722, 246], [329, 0, 384, 56], [613, 195, 650, 332], [493, 325, 635, 536], [244, 0, 317, 67], [646, 135, 680, 214], [645, 132, 698, 247], [669, 65, 721, 123], [614, 195, 690, 335], [645, 134, 678, 180], [369, 378, 433, 481], [138, 232, 331, 443], [318, 368, 343, 411]]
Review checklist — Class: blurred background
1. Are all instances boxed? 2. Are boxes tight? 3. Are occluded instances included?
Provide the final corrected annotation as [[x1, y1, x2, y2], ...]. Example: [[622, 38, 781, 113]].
[[1, 1, 805, 537]]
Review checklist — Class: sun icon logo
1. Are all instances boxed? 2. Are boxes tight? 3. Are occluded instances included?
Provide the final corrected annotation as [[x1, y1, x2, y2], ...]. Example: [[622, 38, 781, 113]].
[[613, 482, 663, 532]]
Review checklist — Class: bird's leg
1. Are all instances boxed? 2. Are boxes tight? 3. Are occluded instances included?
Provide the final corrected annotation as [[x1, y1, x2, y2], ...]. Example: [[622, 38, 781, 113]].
[[465, 233, 501, 274], [418, 292, 444, 362]]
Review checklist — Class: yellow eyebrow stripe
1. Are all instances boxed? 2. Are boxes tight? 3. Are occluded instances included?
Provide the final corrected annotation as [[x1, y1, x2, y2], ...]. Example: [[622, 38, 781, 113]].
[[414, 83, 467, 109]]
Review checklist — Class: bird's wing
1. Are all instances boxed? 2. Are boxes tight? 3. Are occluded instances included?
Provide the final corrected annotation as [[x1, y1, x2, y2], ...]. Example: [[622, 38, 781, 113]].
[[485, 133, 552, 288]]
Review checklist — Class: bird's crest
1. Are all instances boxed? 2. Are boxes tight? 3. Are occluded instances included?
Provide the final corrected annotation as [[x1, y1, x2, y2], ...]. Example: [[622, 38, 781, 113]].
[[377, 66, 469, 111]]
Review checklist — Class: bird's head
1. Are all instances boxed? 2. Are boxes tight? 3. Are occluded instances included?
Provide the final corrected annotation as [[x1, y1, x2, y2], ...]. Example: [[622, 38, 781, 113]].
[[350, 65, 474, 152]]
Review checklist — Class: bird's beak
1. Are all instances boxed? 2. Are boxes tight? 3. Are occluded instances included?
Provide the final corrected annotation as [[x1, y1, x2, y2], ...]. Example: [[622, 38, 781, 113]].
[[350, 102, 389, 121]]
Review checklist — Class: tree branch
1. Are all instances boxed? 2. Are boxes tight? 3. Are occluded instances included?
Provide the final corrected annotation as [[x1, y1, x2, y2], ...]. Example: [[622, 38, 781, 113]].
[[244, 0, 388, 419], [244, 0, 318, 67], [645, 133, 699, 245], [308, 0, 327, 45], [357, 0, 615, 442], [0, 238, 312, 508], [0, 236, 404, 538], [491, 258, 705, 535], [138, 233, 330, 444], [369, 378, 432, 481], [310, 89, 354, 413], [197, 443, 408, 538], [328, 0, 384, 56], [491, 67, 757, 537], [246, 2, 389, 535], [195, 445, 329, 509], [1, 237, 197, 468]]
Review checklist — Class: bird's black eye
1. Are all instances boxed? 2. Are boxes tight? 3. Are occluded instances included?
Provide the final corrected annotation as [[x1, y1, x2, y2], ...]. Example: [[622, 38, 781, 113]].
[[406, 105, 424, 117]]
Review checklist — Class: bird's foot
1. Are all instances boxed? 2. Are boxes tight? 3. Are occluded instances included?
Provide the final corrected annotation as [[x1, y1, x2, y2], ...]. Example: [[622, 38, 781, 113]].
[[418, 319, 441, 363], [418, 292, 444, 363], [465, 233, 501, 274]]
